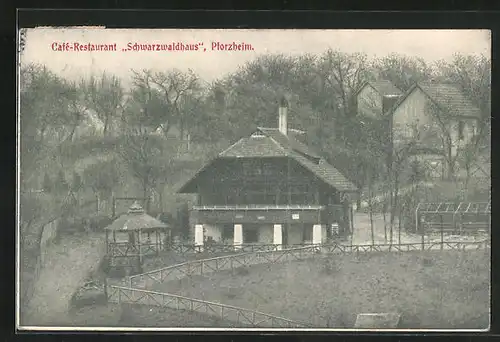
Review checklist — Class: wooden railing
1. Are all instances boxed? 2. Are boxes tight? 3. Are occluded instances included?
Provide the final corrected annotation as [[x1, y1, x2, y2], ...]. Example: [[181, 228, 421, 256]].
[[192, 205, 325, 211], [130, 240, 490, 289], [168, 243, 315, 255], [129, 245, 322, 288], [108, 242, 162, 257], [321, 240, 491, 253], [107, 285, 311, 328]]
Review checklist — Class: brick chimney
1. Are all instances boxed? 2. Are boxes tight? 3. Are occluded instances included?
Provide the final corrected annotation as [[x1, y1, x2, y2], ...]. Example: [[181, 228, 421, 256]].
[[278, 96, 288, 136]]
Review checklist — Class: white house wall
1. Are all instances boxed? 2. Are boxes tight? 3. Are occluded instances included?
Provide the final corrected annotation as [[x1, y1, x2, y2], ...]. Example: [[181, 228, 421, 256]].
[[392, 87, 431, 142]]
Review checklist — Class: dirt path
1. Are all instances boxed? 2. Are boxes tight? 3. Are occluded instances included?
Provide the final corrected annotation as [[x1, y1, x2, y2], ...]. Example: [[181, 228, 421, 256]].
[[22, 232, 106, 326]]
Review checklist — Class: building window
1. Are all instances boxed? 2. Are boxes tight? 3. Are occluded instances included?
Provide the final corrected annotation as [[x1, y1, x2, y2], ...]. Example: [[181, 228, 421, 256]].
[[458, 121, 465, 141], [222, 224, 234, 241], [243, 229, 258, 243]]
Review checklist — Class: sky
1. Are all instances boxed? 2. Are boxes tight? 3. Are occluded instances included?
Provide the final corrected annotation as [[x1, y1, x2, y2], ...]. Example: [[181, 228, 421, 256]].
[[21, 29, 490, 85]]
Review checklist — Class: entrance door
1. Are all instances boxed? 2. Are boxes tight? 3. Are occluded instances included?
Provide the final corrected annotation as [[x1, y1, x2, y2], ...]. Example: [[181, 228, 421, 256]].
[[282, 224, 289, 246]]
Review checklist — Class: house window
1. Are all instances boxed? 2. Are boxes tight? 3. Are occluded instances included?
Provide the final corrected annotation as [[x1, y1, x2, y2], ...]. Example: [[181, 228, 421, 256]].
[[458, 121, 465, 141]]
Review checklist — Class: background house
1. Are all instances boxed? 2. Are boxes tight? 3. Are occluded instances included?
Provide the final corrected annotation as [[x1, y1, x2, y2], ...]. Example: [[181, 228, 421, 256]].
[[355, 80, 403, 118], [389, 82, 482, 180]]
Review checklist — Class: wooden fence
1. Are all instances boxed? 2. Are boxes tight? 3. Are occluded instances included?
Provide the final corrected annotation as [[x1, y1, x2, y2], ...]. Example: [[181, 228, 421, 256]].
[[20, 255, 41, 311], [107, 285, 310, 328], [129, 240, 490, 289], [168, 243, 307, 255]]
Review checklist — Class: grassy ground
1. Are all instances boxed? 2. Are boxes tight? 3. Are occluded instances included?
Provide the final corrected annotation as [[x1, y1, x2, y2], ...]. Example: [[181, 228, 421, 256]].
[[35, 303, 239, 328], [151, 250, 490, 329], [116, 304, 249, 328]]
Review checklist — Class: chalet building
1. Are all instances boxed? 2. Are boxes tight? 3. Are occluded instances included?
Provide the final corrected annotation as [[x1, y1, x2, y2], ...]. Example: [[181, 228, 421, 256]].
[[177, 99, 358, 249], [355, 80, 403, 118], [389, 82, 482, 179]]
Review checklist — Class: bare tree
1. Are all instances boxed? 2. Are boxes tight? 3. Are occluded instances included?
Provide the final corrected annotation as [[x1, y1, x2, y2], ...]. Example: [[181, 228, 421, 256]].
[[435, 53, 491, 122], [119, 90, 180, 202], [148, 68, 203, 140], [317, 50, 372, 118], [82, 158, 121, 210], [82, 72, 124, 136], [389, 122, 424, 243], [424, 101, 468, 181], [373, 53, 434, 92], [60, 80, 87, 142]]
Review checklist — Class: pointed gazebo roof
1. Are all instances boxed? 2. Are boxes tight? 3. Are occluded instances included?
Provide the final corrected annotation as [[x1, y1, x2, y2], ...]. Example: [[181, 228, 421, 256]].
[[104, 202, 170, 232]]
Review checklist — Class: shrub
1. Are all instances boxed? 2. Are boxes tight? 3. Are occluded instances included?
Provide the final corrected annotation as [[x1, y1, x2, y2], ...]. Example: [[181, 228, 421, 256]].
[[70, 280, 107, 310]]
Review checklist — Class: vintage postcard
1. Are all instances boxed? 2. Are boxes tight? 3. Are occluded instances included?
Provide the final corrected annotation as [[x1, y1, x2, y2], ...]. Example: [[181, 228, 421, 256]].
[[17, 28, 491, 331]]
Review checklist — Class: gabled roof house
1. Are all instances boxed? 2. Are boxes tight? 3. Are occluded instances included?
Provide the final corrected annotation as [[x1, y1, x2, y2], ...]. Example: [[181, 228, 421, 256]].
[[177, 98, 357, 249]]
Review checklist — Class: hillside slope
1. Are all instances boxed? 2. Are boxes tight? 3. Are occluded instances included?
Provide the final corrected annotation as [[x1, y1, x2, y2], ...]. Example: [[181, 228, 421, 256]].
[[21, 232, 106, 327]]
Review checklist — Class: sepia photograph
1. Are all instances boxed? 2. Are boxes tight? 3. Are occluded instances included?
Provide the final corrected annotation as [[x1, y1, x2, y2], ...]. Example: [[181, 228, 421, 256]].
[[17, 28, 491, 331]]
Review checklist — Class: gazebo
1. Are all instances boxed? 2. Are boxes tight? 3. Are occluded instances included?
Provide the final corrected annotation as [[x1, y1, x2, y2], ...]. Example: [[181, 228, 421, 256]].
[[104, 201, 171, 272]]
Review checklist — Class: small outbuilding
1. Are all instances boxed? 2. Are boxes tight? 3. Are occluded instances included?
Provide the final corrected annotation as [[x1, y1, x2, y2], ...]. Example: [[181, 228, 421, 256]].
[[104, 201, 171, 272]]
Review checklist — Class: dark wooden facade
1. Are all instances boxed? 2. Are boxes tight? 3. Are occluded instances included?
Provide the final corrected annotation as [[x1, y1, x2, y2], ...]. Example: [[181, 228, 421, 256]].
[[188, 157, 345, 226], [196, 157, 340, 206]]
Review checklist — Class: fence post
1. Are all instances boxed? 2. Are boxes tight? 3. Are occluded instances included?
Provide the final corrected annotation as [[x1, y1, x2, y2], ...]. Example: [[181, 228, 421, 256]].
[[421, 220, 425, 251], [440, 214, 444, 250]]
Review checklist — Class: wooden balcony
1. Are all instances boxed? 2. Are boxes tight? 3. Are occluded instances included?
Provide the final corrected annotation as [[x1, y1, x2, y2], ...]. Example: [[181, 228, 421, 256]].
[[191, 204, 344, 224]]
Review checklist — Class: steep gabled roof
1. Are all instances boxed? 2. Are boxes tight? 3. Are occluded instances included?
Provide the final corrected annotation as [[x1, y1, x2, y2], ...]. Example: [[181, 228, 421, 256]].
[[389, 82, 482, 118], [418, 83, 482, 118], [219, 134, 287, 158], [292, 152, 358, 192], [256, 127, 322, 160], [177, 128, 358, 193], [356, 80, 403, 97]]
